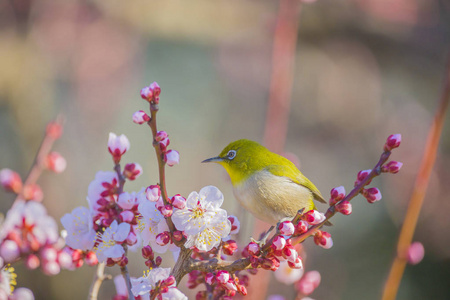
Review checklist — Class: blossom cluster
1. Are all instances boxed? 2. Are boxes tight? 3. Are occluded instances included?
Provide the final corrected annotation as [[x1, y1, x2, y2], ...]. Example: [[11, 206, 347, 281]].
[[0, 81, 406, 300]]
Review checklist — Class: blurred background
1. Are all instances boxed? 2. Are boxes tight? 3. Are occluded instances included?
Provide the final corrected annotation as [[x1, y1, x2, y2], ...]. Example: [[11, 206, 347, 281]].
[[1, 0, 450, 299]]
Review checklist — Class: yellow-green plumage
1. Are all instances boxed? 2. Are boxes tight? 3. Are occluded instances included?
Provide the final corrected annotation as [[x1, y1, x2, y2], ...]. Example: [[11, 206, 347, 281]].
[[203, 139, 325, 225]]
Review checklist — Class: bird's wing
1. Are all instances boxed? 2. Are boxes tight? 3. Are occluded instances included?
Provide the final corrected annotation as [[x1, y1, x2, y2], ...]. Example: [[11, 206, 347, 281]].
[[265, 164, 326, 204]]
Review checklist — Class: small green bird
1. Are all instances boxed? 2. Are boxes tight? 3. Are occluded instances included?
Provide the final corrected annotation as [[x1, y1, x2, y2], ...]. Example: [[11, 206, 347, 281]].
[[202, 139, 326, 225]]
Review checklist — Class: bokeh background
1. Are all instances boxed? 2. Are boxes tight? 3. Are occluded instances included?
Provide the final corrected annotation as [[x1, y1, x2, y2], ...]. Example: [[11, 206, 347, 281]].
[[1, 0, 450, 299]]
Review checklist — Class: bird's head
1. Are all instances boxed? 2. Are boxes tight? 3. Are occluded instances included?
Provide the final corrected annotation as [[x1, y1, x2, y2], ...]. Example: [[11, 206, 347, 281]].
[[202, 139, 268, 185]]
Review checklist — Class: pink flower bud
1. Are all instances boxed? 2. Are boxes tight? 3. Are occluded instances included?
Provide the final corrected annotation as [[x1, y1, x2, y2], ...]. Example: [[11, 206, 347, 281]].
[[40, 247, 58, 261], [164, 150, 180, 167], [123, 163, 143, 181], [364, 187, 382, 203], [155, 197, 164, 210], [261, 257, 280, 271], [223, 279, 238, 291], [239, 285, 248, 296], [12, 287, 35, 300], [117, 255, 128, 267], [288, 257, 303, 269], [85, 251, 98, 266], [162, 276, 175, 290], [160, 204, 173, 218], [42, 260, 60, 275], [329, 186, 346, 205], [227, 215, 240, 235], [46, 122, 63, 139], [140, 86, 153, 101], [155, 256, 162, 266], [46, 152, 67, 173], [26, 254, 40, 270], [384, 134, 402, 151], [132, 110, 150, 124], [278, 221, 295, 236], [171, 194, 186, 209], [303, 210, 326, 225], [159, 137, 170, 152], [156, 232, 171, 246], [247, 242, 260, 256], [0, 240, 20, 262], [0, 168, 22, 193], [382, 161, 403, 174], [149, 82, 161, 103], [155, 131, 168, 142], [314, 231, 333, 249], [108, 133, 130, 164], [222, 240, 238, 256], [272, 235, 287, 251], [294, 220, 309, 235], [282, 245, 299, 263], [57, 251, 73, 269], [336, 200, 352, 215], [355, 169, 372, 186], [407, 242, 424, 265], [172, 230, 183, 242], [296, 270, 321, 295], [205, 273, 215, 285], [119, 210, 135, 223], [216, 270, 230, 283], [145, 185, 161, 202], [141, 245, 154, 260], [23, 184, 44, 202]]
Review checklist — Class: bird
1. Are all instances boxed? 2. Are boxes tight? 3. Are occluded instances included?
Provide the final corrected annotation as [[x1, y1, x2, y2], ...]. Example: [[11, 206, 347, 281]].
[[202, 139, 326, 227]]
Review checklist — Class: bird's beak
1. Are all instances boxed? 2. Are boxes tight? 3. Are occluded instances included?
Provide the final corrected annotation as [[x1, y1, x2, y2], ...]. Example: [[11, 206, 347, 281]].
[[202, 156, 224, 163]]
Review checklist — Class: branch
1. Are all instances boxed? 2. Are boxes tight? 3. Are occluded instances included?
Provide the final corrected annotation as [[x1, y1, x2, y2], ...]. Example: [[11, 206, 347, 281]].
[[88, 262, 112, 300], [293, 151, 391, 244], [121, 264, 135, 300], [14, 115, 64, 203], [146, 102, 179, 239], [381, 51, 450, 300]]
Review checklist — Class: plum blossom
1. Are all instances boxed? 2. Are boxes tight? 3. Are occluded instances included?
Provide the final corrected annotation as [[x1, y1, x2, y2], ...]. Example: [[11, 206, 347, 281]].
[[0, 169, 22, 194], [275, 261, 304, 285], [0, 201, 58, 261], [108, 133, 130, 163], [60, 206, 96, 250], [131, 268, 187, 299], [87, 171, 119, 205], [137, 201, 176, 253], [94, 220, 130, 263], [172, 186, 231, 252]]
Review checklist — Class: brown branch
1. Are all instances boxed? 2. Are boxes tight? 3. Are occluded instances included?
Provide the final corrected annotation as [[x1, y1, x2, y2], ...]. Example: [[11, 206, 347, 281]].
[[120, 263, 135, 300], [381, 52, 450, 300], [88, 262, 112, 300], [294, 151, 391, 244], [146, 102, 178, 239], [14, 115, 64, 203]]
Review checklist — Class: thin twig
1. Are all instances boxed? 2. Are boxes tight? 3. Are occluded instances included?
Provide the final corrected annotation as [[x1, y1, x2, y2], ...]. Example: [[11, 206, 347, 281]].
[[381, 52, 450, 300], [14, 115, 64, 203], [294, 151, 391, 244], [88, 262, 112, 300], [121, 263, 135, 300], [147, 102, 178, 237]]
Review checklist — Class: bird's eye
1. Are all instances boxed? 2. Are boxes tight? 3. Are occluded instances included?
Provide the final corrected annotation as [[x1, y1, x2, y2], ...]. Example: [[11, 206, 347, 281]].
[[227, 150, 236, 160]]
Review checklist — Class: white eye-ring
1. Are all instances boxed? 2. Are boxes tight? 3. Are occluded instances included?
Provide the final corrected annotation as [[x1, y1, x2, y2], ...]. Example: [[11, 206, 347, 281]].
[[227, 150, 236, 160]]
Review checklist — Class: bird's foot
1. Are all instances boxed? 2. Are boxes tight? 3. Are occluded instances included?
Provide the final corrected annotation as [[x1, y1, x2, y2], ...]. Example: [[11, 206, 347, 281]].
[[251, 225, 275, 247]]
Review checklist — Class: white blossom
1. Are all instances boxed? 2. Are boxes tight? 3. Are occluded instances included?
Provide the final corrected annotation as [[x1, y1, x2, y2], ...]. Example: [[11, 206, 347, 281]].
[[131, 268, 187, 300], [172, 186, 231, 252], [94, 220, 130, 262], [60, 206, 96, 250]]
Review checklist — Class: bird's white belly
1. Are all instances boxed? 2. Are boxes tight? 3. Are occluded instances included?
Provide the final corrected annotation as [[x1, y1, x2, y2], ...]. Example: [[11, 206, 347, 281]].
[[232, 170, 313, 225]]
